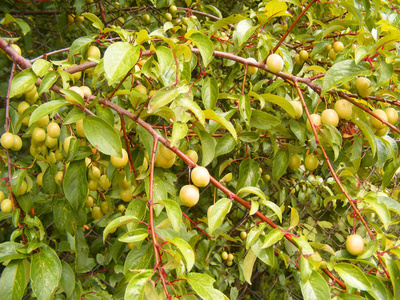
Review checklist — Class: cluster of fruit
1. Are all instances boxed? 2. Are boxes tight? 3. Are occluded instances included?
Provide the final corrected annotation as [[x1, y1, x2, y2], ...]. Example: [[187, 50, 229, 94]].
[[179, 166, 210, 207]]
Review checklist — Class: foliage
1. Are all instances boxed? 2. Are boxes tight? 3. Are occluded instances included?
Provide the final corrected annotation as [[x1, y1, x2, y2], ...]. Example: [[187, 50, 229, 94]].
[[1, 0, 400, 299]]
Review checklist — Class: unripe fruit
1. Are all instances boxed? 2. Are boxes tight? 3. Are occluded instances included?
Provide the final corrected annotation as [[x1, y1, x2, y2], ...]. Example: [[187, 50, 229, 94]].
[[69, 64, 82, 82], [385, 108, 398, 124], [142, 14, 150, 24], [32, 127, 46, 143], [355, 77, 372, 98], [87, 45, 101, 59], [65, 86, 84, 104], [185, 150, 198, 163], [36, 115, 50, 128], [99, 175, 111, 190], [159, 143, 176, 160], [119, 177, 130, 189], [37, 172, 44, 186], [88, 179, 98, 191], [55, 171, 64, 184], [1, 199, 12, 213], [334, 100, 352, 119], [247, 58, 258, 75], [228, 253, 234, 261], [289, 101, 303, 119], [299, 50, 309, 61], [120, 189, 132, 202], [18, 181, 27, 195], [321, 109, 339, 127], [63, 136, 75, 153], [288, 154, 302, 170], [110, 148, 129, 169], [169, 5, 177, 14], [45, 135, 58, 149], [294, 54, 302, 65], [91, 206, 103, 220], [306, 114, 322, 131], [345, 234, 364, 256], [179, 185, 199, 207], [80, 85, 92, 96], [134, 84, 147, 95], [240, 231, 247, 239], [76, 119, 85, 137], [191, 166, 210, 187], [155, 153, 175, 169], [85, 196, 94, 208], [89, 166, 101, 179], [227, 260, 233, 266], [305, 154, 319, 171], [7, 44, 21, 60], [333, 41, 344, 53], [375, 126, 388, 137], [165, 12, 173, 22], [18, 101, 30, 115], [11, 135, 22, 151], [127, 242, 135, 250], [0, 191, 5, 201], [370, 109, 388, 130], [1, 132, 15, 149], [266, 54, 284, 73], [47, 122, 60, 138], [221, 251, 228, 260], [101, 201, 110, 214], [328, 48, 336, 60]]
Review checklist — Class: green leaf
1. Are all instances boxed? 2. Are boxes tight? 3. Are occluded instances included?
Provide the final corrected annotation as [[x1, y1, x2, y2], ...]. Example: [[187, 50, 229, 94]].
[[63, 160, 88, 211], [365, 273, 394, 300], [148, 85, 180, 113], [321, 60, 372, 95], [288, 206, 299, 230], [250, 109, 281, 129], [204, 110, 237, 141], [202, 76, 218, 110], [82, 13, 104, 31], [178, 96, 205, 126], [104, 42, 139, 85], [156, 46, 173, 74], [262, 200, 283, 223], [300, 255, 312, 283], [10, 69, 37, 98], [124, 270, 153, 300], [272, 149, 289, 181], [61, 261, 75, 298], [60, 88, 85, 106], [38, 71, 58, 94], [236, 19, 256, 48], [261, 228, 284, 249], [68, 36, 94, 59], [382, 157, 400, 189], [83, 115, 122, 157], [124, 242, 154, 276], [383, 255, 400, 300], [364, 197, 390, 230], [29, 100, 69, 126], [167, 237, 195, 271], [170, 122, 187, 147], [237, 186, 267, 201], [208, 198, 232, 234], [187, 32, 214, 67], [259, 94, 296, 116], [186, 273, 228, 300], [0, 259, 29, 300], [118, 229, 148, 243], [352, 119, 377, 157], [299, 270, 331, 300], [30, 245, 62, 300], [103, 215, 139, 242], [249, 199, 259, 215], [334, 263, 372, 291], [243, 249, 257, 284], [199, 130, 215, 166], [239, 95, 252, 125], [211, 14, 246, 33], [215, 134, 236, 157], [246, 223, 266, 250], [0, 242, 27, 263], [32, 59, 52, 77], [160, 200, 182, 232], [236, 158, 260, 192]]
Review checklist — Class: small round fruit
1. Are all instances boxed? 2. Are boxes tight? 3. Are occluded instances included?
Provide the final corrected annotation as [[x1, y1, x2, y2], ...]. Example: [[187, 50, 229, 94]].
[[355, 77, 372, 98], [334, 100, 352, 119], [134, 84, 147, 95], [111, 149, 129, 169], [321, 109, 339, 127], [117, 204, 126, 213], [221, 251, 228, 260], [159, 143, 175, 160], [18, 101, 30, 114], [7, 44, 21, 60], [385, 108, 398, 124], [0, 191, 5, 201], [240, 231, 247, 239], [87, 45, 101, 59], [120, 189, 132, 202], [76, 119, 85, 138], [179, 185, 199, 207], [85, 196, 94, 208], [142, 14, 150, 24], [328, 48, 336, 60], [306, 114, 322, 131], [11, 135, 22, 151], [91, 206, 103, 220], [36, 115, 50, 128], [288, 154, 302, 170], [18, 181, 27, 195], [55, 171, 63, 185], [370, 109, 388, 130], [226, 260, 233, 266], [165, 12, 173, 22], [101, 201, 110, 214], [228, 253, 234, 261], [289, 101, 303, 119], [294, 54, 302, 65], [155, 153, 175, 169], [127, 242, 135, 250], [1, 132, 15, 149], [299, 50, 309, 61], [88, 179, 98, 191], [305, 154, 319, 171], [247, 58, 258, 75], [119, 177, 130, 189], [333, 41, 344, 53], [45, 135, 58, 149], [47, 122, 60, 139], [191, 166, 210, 187], [185, 150, 198, 163], [37, 172, 44, 186], [89, 166, 101, 179], [345, 234, 364, 256], [1, 199, 12, 213], [266, 54, 284, 73], [99, 175, 111, 190], [375, 126, 388, 137], [32, 127, 46, 143], [80, 86, 92, 96], [65, 86, 84, 104], [169, 5, 177, 14]]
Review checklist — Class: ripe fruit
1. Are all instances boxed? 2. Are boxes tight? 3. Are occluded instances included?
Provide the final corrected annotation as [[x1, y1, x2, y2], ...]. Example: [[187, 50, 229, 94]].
[[76, 119, 85, 138], [385, 107, 398, 124], [165, 12, 173, 22], [289, 101, 303, 119], [11, 135, 23, 151], [288, 154, 302, 170], [63, 136, 75, 153], [155, 153, 175, 169], [294, 54, 302, 65], [240, 231, 247, 239], [299, 50, 309, 61], [1, 132, 15, 149], [191, 166, 210, 187], [65, 86, 84, 104], [333, 41, 344, 52], [18, 181, 27, 195], [142, 14, 150, 24], [37, 172, 44, 186], [221, 251, 228, 260], [370, 109, 388, 130], [80, 86, 92, 96], [345, 234, 364, 256], [1, 199, 12, 213], [306, 114, 322, 131], [334, 100, 352, 119], [47, 122, 60, 138], [18, 101, 30, 114], [111, 148, 129, 169], [305, 154, 319, 171], [92, 206, 104, 220], [247, 58, 258, 75], [228, 253, 234, 261], [321, 109, 339, 127], [87, 45, 101, 59], [32, 127, 46, 143], [185, 150, 198, 163], [7, 44, 21, 60], [328, 48, 336, 60], [36, 115, 49, 128], [179, 185, 199, 207], [169, 5, 177, 14], [159, 143, 175, 160], [355, 77, 372, 98], [266, 54, 284, 73]]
